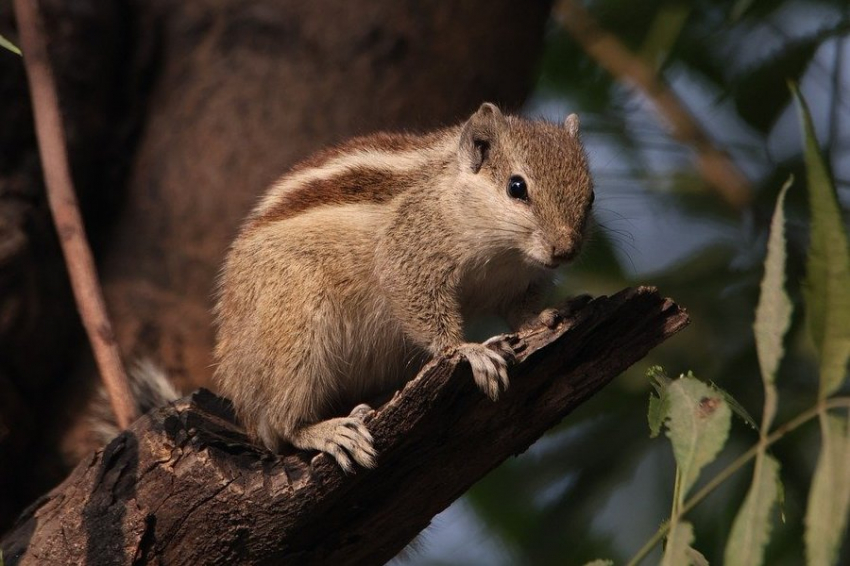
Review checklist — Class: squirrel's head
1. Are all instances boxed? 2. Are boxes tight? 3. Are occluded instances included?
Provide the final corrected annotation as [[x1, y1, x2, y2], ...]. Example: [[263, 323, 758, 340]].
[[457, 102, 594, 269]]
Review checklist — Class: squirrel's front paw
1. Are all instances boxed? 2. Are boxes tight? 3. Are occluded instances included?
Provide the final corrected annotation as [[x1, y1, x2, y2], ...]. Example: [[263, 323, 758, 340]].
[[456, 342, 509, 401]]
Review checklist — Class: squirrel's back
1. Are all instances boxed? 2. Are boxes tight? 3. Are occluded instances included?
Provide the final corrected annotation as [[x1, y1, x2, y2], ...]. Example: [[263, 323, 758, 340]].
[[246, 128, 459, 231]]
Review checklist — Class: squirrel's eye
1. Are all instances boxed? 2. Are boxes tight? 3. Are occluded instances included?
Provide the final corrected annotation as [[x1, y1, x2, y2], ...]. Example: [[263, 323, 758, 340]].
[[507, 175, 528, 201], [590, 192, 596, 205]]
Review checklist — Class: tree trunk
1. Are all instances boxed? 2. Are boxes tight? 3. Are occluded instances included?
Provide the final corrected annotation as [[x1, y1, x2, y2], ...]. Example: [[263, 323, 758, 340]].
[[2, 287, 689, 565]]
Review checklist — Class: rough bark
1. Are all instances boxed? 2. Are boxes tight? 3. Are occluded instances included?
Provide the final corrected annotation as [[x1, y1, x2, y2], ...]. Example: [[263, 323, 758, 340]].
[[0, 0, 552, 529], [2, 287, 689, 566]]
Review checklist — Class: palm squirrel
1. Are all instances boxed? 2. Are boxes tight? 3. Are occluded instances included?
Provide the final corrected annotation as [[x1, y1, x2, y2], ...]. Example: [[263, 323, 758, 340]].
[[213, 103, 594, 472]]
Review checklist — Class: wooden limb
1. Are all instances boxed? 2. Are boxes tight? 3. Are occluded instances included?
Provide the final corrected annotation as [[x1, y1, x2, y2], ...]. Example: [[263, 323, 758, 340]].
[[13, 0, 136, 428], [2, 287, 688, 566], [554, 0, 752, 210]]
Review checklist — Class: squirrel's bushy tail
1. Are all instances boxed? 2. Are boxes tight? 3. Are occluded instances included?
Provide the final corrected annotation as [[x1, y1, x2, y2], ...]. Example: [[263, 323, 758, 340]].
[[88, 360, 180, 443], [64, 360, 181, 464]]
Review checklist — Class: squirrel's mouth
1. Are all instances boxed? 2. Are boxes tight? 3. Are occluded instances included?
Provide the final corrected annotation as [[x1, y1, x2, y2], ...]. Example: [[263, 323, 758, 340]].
[[525, 233, 580, 269], [525, 254, 562, 269], [541, 246, 580, 268]]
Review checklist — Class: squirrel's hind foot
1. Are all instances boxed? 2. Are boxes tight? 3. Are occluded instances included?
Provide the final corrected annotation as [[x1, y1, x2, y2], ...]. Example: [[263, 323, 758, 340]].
[[293, 408, 376, 473]]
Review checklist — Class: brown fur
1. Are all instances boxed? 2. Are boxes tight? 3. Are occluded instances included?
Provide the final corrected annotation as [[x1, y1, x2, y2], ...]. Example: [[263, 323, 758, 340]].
[[286, 130, 450, 176], [248, 166, 422, 229], [214, 103, 594, 472]]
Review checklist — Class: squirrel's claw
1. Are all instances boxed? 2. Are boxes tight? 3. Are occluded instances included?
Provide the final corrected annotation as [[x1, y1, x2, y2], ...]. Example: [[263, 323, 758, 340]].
[[295, 411, 377, 473], [457, 342, 510, 401]]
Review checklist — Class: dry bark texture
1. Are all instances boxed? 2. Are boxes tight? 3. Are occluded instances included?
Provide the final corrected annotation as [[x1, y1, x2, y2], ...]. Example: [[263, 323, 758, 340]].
[[0, 0, 552, 529], [2, 287, 689, 566]]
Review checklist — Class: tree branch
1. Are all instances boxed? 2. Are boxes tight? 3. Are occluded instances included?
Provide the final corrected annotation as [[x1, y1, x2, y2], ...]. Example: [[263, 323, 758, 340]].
[[554, 0, 752, 210], [13, 0, 136, 428], [1, 287, 688, 565]]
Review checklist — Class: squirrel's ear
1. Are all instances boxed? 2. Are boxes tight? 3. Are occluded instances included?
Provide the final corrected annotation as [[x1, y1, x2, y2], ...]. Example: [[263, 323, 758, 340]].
[[459, 102, 505, 173], [565, 113, 580, 137]]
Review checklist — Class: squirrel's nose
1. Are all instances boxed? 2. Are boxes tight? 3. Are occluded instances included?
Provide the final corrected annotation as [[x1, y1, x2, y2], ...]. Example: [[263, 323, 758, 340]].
[[550, 227, 580, 262]]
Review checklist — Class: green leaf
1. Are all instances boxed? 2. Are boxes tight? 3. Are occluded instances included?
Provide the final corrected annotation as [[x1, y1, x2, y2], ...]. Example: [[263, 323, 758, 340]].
[[724, 454, 782, 566], [661, 520, 699, 566], [0, 34, 21, 56], [724, 178, 791, 566], [793, 86, 850, 398], [665, 375, 732, 496], [804, 414, 850, 566], [753, 178, 793, 429]]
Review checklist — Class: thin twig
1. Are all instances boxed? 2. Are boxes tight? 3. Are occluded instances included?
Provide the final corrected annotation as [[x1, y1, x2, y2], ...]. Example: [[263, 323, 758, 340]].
[[554, 0, 752, 210], [14, 0, 137, 428]]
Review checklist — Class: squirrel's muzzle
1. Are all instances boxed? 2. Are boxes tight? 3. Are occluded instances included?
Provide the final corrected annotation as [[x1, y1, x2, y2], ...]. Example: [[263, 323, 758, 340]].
[[549, 226, 581, 263]]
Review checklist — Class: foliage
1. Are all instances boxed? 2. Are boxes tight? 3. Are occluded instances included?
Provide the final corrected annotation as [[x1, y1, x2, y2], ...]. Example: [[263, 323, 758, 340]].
[[793, 86, 850, 398], [581, 88, 850, 566], [652, 370, 730, 564], [794, 86, 850, 566], [724, 453, 781, 566], [805, 414, 850, 566], [455, 1, 850, 558], [653, 372, 731, 499], [723, 178, 791, 566]]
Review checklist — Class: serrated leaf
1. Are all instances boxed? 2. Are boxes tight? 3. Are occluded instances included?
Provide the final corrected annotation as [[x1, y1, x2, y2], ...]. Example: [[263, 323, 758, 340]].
[[753, 178, 793, 429], [0, 34, 21, 56], [661, 520, 699, 566], [583, 560, 613, 566], [804, 414, 850, 566], [793, 87, 850, 398], [724, 454, 781, 566], [665, 376, 732, 496]]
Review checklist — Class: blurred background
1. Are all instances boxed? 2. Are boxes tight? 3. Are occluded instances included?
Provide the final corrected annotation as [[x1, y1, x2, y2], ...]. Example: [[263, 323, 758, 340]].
[[0, 0, 848, 564], [422, 1, 850, 564]]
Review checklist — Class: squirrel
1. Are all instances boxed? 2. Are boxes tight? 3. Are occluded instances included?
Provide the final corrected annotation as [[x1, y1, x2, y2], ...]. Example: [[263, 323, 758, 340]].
[[212, 102, 594, 472]]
